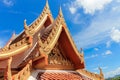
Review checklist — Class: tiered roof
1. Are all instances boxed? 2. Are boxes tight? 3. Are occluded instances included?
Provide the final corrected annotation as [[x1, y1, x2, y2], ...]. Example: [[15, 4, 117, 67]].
[[0, 1, 104, 80], [0, 0, 84, 69]]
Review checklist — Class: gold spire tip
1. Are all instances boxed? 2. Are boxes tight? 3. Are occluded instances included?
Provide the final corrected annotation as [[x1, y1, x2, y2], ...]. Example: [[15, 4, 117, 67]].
[[59, 6, 62, 13], [46, 0, 49, 7], [59, 6, 63, 17], [24, 19, 27, 25], [24, 19, 26, 22], [12, 31, 16, 36]]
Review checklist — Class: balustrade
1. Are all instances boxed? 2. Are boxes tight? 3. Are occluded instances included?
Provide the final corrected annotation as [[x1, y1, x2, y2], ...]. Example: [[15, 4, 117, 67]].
[[12, 60, 32, 80]]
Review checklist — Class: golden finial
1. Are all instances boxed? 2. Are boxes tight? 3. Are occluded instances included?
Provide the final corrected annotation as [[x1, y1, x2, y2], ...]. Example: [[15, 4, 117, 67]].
[[80, 48, 84, 56], [80, 48, 83, 52], [24, 19, 30, 36], [12, 31, 16, 37], [99, 67, 104, 77], [59, 6, 63, 17], [24, 19, 27, 26], [24, 19, 28, 30], [45, 0, 49, 8], [58, 6, 66, 23], [11, 31, 16, 40], [43, 0, 50, 14]]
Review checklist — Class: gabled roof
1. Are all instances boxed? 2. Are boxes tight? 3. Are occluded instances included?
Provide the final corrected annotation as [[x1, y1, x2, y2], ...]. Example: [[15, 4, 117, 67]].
[[55, 8, 85, 69], [11, 0, 53, 44], [33, 7, 85, 69], [0, 1, 104, 80], [0, 1, 85, 69], [36, 70, 92, 80], [57, 8, 85, 69], [0, 0, 54, 68]]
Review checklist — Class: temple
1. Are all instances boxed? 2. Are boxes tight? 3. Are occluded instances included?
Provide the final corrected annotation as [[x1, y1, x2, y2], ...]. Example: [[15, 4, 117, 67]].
[[0, 1, 104, 80]]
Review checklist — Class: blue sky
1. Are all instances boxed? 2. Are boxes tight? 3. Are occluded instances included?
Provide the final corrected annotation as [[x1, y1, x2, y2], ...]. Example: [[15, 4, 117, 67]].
[[0, 0, 120, 78]]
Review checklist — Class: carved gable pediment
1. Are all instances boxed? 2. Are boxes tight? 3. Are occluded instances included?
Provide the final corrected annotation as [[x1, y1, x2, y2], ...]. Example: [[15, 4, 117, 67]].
[[48, 43, 74, 69]]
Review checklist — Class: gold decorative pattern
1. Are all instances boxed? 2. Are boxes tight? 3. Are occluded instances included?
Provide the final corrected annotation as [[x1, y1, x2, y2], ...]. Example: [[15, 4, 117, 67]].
[[48, 44, 73, 66], [0, 1, 104, 80], [28, 0, 53, 36], [12, 60, 32, 80], [4, 57, 12, 80], [0, 36, 33, 60]]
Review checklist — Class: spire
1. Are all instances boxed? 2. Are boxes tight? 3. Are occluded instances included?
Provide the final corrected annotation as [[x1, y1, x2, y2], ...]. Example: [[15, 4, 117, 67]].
[[80, 48, 83, 53], [46, 0, 49, 8], [99, 67, 104, 77], [11, 31, 16, 41], [42, 0, 51, 16], [24, 19, 30, 36], [24, 19, 27, 26], [42, 0, 53, 21], [59, 6, 63, 17], [24, 19, 29, 30], [80, 48, 84, 56], [57, 6, 66, 25], [57, 6, 63, 20], [12, 31, 16, 37], [44, 0, 49, 10]]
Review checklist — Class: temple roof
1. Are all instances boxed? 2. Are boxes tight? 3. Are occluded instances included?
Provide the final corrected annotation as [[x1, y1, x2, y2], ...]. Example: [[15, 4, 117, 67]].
[[37, 71, 91, 80], [28, 70, 92, 80], [0, 0, 53, 67], [0, 0, 84, 69], [0, 1, 104, 80]]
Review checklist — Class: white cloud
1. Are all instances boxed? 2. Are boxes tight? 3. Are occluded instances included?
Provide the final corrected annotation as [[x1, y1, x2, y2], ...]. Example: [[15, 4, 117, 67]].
[[69, 0, 112, 14], [112, 6, 120, 11], [117, 0, 120, 3], [72, 13, 83, 24], [2, 0, 14, 7], [85, 54, 98, 59], [73, 1, 120, 48], [105, 50, 112, 55], [94, 48, 99, 51], [110, 28, 120, 43], [105, 67, 120, 78], [102, 50, 112, 56], [93, 67, 98, 71], [69, 7, 77, 14]]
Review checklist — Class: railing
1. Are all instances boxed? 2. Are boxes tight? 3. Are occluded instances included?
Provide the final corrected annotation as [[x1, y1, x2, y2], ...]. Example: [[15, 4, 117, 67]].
[[12, 60, 32, 80]]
